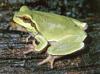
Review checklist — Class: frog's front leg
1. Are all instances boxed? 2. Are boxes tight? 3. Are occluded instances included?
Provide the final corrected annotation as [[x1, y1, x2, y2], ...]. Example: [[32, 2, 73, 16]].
[[25, 32, 34, 43], [34, 34, 48, 52]]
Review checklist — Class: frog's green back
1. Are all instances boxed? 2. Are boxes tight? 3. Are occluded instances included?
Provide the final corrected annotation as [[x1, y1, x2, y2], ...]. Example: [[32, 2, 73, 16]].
[[31, 10, 87, 41]]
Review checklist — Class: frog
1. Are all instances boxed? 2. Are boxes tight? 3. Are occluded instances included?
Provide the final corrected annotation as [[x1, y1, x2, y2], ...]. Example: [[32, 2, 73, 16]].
[[13, 6, 87, 68]]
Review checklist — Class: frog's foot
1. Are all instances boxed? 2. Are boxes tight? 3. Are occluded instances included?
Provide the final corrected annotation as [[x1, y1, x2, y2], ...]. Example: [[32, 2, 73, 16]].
[[26, 32, 35, 43], [38, 55, 59, 69]]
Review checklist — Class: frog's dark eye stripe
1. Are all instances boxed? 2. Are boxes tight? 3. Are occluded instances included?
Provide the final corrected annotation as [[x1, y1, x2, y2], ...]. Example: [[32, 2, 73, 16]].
[[31, 20, 38, 32], [17, 16, 39, 32], [17, 16, 31, 23]]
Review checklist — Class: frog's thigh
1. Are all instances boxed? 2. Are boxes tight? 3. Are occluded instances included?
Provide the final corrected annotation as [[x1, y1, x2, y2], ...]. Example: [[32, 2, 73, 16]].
[[47, 37, 84, 55]]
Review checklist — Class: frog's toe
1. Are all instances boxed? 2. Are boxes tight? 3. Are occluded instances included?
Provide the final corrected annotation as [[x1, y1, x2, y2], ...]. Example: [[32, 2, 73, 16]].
[[25, 35, 31, 42], [38, 55, 56, 69], [25, 38, 28, 43]]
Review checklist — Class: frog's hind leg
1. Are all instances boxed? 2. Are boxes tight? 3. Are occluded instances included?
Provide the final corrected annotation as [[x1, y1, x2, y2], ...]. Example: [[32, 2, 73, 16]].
[[38, 36, 85, 68], [38, 55, 59, 69]]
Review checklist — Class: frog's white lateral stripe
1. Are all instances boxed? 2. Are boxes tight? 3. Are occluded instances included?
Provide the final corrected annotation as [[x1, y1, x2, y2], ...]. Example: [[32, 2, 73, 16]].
[[51, 34, 86, 42], [57, 35, 76, 41]]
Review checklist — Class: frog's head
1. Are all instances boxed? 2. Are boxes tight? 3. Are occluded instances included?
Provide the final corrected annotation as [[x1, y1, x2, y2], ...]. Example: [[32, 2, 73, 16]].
[[13, 6, 38, 34]]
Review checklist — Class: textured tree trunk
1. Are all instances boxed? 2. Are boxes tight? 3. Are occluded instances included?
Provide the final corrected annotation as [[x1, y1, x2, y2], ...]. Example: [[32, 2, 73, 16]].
[[88, 0, 100, 15]]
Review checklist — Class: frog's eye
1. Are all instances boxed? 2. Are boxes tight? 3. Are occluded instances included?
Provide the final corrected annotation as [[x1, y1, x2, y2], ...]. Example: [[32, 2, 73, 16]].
[[17, 16, 32, 23], [17, 16, 35, 26]]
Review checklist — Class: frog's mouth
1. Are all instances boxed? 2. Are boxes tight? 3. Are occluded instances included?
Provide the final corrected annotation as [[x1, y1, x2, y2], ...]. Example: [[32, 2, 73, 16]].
[[11, 20, 27, 32]]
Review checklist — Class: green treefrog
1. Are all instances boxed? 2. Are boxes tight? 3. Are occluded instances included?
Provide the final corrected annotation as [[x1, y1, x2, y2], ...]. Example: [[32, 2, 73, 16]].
[[13, 6, 87, 68]]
